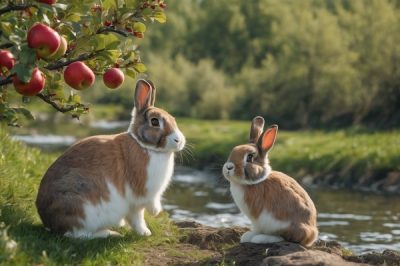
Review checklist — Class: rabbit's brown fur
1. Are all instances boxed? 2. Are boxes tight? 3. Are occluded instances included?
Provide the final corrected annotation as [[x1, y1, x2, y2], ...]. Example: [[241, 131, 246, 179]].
[[36, 80, 186, 238], [223, 116, 318, 247], [36, 133, 149, 234]]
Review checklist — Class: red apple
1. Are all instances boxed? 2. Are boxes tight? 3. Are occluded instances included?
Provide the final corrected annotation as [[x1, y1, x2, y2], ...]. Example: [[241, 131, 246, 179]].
[[13, 68, 46, 96], [36, 0, 57, 4], [27, 23, 61, 59], [103, 68, 124, 89], [47, 35, 67, 60], [64, 61, 95, 90], [0, 50, 15, 76]]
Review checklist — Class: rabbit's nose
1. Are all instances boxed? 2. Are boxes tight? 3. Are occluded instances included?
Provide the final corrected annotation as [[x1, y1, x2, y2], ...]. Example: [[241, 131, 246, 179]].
[[225, 162, 235, 171]]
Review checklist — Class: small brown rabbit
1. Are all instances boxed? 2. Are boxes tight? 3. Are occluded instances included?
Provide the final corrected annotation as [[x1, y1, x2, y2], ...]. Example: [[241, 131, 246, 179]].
[[222, 116, 318, 247], [36, 79, 186, 238]]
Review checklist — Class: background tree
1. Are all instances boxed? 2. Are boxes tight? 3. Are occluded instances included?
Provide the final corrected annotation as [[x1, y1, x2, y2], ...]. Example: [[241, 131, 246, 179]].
[[141, 0, 400, 129]]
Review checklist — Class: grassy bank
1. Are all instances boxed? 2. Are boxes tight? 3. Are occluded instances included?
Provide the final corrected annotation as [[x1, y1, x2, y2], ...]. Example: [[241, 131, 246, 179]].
[[7, 115, 400, 190], [179, 119, 400, 190]]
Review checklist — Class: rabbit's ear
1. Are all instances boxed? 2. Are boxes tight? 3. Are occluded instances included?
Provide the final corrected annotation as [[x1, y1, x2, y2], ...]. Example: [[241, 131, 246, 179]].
[[257, 125, 278, 156], [146, 79, 157, 106], [135, 79, 153, 112], [249, 116, 265, 144]]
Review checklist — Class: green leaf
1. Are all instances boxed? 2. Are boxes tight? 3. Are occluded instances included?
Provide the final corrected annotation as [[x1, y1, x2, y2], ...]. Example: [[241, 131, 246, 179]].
[[99, 50, 122, 63], [125, 51, 136, 61], [133, 22, 146, 33], [0, 22, 12, 36], [153, 11, 166, 23], [133, 62, 147, 73], [11, 64, 33, 83], [65, 13, 81, 22], [37, 9, 51, 25], [19, 46, 37, 66], [142, 8, 152, 17], [14, 107, 34, 120], [124, 0, 138, 7], [93, 34, 120, 50], [72, 37, 92, 55], [103, 0, 117, 9], [126, 68, 137, 79]]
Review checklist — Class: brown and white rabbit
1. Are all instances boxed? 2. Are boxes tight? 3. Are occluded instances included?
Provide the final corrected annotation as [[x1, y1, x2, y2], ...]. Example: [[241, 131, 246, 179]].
[[36, 79, 185, 238], [222, 116, 318, 247]]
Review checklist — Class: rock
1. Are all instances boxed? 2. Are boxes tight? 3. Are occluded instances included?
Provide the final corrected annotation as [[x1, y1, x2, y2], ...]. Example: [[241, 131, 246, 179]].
[[263, 249, 364, 266], [175, 222, 400, 266], [215, 242, 365, 266], [346, 249, 400, 266], [176, 220, 246, 250]]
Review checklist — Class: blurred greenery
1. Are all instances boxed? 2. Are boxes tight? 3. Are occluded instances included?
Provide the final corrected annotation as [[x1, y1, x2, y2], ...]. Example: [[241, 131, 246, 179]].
[[90, 0, 400, 129], [179, 119, 400, 186]]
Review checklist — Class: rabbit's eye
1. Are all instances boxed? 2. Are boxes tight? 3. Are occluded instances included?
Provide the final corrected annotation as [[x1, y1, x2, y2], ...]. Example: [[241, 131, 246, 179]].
[[246, 153, 254, 163], [150, 118, 160, 127]]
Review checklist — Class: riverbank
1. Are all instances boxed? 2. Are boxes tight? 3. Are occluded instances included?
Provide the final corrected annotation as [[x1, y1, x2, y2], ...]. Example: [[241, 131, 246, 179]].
[[5, 115, 400, 194], [178, 119, 400, 194], [6, 116, 400, 194]]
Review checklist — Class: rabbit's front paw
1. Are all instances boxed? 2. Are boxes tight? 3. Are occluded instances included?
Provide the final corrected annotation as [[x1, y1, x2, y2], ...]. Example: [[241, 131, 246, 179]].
[[250, 234, 284, 244], [240, 231, 257, 243], [136, 226, 152, 236], [146, 201, 162, 216]]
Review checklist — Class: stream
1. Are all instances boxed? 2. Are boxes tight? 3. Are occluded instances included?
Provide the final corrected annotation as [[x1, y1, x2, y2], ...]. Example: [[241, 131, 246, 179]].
[[167, 167, 400, 254]]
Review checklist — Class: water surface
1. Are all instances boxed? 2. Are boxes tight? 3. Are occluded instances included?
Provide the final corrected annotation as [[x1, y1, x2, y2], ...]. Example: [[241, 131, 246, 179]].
[[166, 167, 400, 254]]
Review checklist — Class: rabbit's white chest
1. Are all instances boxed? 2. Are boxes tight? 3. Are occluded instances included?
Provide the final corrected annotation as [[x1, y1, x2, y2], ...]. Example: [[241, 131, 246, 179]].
[[230, 182, 290, 233], [230, 183, 253, 218], [75, 152, 174, 236], [77, 182, 130, 235], [145, 151, 174, 200], [124, 151, 174, 207]]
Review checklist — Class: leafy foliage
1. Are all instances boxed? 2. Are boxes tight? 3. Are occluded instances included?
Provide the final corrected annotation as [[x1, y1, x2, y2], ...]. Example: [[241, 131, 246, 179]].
[[0, 0, 167, 126], [140, 0, 400, 129]]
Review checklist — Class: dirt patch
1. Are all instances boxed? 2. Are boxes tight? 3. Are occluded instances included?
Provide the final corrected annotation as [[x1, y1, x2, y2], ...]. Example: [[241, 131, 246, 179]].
[[176, 221, 246, 250], [142, 243, 219, 266]]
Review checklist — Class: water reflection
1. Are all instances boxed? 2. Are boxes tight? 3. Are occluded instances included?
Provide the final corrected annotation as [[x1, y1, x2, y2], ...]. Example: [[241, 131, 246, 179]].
[[165, 167, 400, 254]]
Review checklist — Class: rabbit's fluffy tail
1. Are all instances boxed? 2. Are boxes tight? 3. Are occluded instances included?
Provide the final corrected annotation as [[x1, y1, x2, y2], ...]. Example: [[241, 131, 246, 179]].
[[283, 223, 318, 247]]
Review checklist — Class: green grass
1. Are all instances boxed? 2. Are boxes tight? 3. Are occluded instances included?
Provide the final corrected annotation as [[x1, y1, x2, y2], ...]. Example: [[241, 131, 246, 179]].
[[178, 118, 400, 183], [0, 128, 210, 265]]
